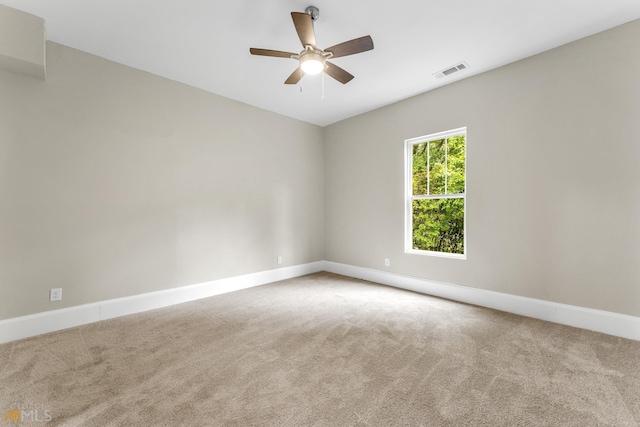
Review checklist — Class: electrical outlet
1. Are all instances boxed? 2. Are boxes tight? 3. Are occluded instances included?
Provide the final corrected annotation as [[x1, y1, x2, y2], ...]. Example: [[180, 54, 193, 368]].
[[50, 288, 62, 302], [277, 256, 283, 264], [384, 258, 390, 267]]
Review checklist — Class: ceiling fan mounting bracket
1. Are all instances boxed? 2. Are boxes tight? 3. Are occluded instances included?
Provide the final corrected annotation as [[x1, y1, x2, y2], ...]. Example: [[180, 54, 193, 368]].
[[305, 6, 319, 22]]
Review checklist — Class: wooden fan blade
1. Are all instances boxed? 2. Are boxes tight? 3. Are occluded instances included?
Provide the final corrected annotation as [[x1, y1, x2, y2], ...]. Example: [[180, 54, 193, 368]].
[[291, 12, 316, 48], [325, 36, 374, 58], [285, 67, 303, 85], [324, 62, 354, 84], [250, 48, 296, 58]]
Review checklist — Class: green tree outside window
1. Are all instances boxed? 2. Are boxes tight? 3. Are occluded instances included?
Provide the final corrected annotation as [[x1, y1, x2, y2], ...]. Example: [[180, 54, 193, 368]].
[[408, 132, 465, 255]]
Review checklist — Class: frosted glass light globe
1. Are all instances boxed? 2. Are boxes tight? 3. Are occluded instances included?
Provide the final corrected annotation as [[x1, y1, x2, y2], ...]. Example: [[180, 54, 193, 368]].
[[300, 52, 324, 75]]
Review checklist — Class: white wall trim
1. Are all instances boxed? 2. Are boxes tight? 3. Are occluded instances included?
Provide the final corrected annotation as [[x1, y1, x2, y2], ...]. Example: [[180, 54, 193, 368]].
[[324, 261, 640, 341], [3, 260, 638, 344], [0, 261, 324, 344]]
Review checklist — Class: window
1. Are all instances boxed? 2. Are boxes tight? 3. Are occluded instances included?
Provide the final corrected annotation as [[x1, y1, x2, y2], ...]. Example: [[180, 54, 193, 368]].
[[405, 127, 466, 258]]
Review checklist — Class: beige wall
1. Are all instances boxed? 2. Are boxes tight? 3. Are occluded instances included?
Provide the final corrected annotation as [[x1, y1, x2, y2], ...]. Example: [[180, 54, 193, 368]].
[[324, 20, 640, 317], [0, 4, 46, 79], [0, 42, 324, 320]]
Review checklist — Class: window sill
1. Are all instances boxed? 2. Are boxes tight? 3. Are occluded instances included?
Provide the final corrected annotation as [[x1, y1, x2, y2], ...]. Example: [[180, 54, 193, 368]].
[[405, 249, 466, 260]]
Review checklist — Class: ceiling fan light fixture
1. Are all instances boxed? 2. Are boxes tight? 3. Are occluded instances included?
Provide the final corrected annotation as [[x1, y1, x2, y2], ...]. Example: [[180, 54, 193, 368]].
[[300, 51, 325, 75], [249, 7, 373, 85]]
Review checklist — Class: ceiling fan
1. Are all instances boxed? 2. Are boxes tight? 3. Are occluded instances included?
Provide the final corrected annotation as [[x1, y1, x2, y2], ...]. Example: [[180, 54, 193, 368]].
[[249, 6, 374, 85]]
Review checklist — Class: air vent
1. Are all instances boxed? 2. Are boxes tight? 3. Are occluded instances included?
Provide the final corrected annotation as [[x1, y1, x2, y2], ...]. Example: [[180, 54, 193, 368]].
[[434, 62, 469, 79]]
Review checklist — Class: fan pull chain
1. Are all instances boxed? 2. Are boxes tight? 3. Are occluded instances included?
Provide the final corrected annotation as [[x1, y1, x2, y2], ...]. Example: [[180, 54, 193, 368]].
[[321, 72, 325, 102]]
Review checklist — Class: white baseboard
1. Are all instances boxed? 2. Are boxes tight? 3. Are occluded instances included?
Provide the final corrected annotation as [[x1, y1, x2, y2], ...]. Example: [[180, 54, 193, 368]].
[[324, 261, 640, 341], [0, 261, 324, 344], [3, 260, 638, 344]]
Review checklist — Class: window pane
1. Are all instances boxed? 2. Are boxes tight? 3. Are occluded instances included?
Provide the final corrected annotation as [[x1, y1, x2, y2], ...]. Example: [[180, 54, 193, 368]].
[[447, 135, 466, 194], [412, 143, 428, 195], [428, 139, 446, 195], [412, 198, 464, 254]]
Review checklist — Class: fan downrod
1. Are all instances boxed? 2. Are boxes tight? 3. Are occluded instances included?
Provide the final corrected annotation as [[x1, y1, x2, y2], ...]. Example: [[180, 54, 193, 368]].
[[305, 6, 319, 22]]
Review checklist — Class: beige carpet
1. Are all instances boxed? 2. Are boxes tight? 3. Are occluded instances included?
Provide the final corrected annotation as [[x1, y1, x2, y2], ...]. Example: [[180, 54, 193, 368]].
[[1, 272, 639, 426]]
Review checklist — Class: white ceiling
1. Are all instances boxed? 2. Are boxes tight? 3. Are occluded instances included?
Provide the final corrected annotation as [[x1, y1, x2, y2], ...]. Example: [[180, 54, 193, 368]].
[[2, 0, 640, 126]]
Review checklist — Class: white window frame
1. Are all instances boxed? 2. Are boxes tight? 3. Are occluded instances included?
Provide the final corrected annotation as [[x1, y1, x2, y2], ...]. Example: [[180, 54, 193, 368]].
[[404, 127, 467, 259]]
